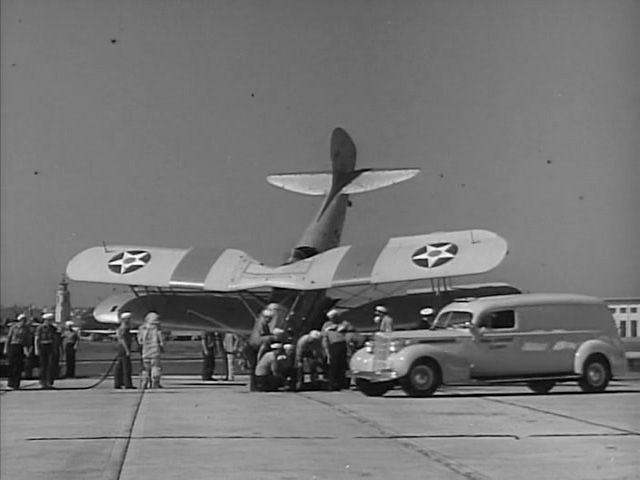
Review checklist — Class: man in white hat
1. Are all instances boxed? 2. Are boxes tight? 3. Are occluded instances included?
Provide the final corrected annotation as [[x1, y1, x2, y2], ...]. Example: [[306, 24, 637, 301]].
[[114, 312, 135, 389], [137, 312, 164, 389], [373, 305, 394, 332], [418, 307, 435, 330], [4, 313, 31, 389], [35, 312, 56, 388], [61, 320, 80, 378]]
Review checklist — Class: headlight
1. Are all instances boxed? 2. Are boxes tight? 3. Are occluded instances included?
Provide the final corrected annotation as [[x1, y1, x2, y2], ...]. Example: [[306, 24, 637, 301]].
[[389, 340, 406, 353], [364, 341, 373, 353]]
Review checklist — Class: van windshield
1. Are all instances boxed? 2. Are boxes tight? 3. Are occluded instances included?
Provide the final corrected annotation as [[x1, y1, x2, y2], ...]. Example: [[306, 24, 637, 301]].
[[433, 311, 473, 329]]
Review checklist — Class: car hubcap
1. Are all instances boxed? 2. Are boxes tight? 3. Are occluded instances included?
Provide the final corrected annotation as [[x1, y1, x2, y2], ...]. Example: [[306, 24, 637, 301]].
[[413, 367, 432, 389], [587, 364, 604, 386]]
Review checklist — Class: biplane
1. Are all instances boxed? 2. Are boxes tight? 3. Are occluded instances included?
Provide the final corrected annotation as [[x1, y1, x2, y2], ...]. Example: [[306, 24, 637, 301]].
[[66, 128, 509, 336]]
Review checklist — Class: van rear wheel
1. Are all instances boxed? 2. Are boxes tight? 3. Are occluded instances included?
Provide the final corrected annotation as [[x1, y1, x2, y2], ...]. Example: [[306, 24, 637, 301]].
[[400, 359, 441, 397], [578, 356, 611, 393], [526, 380, 556, 394], [356, 379, 391, 397]]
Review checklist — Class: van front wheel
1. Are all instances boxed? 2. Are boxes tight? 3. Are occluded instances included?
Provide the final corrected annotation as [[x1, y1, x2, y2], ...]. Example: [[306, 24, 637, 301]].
[[356, 379, 391, 397], [578, 356, 611, 393], [527, 380, 555, 394], [400, 359, 441, 397]]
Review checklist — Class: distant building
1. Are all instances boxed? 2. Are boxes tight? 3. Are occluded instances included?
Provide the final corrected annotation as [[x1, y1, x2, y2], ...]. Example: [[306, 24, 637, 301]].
[[55, 275, 71, 326], [606, 298, 640, 339]]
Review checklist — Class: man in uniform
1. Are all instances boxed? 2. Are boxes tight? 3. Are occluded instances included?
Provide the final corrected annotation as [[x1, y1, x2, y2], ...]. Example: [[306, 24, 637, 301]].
[[201, 331, 218, 381], [4, 314, 31, 389], [294, 329, 324, 391], [23, 317, 39, 380], [114, 312, 135, 389], [321, 309, 354, 391], [35, 313, 56, 389], [138, 312, 164, 389], [51, 321, 62, 384], [62, 321, 80, 378], [373, 305, 394, 332], [417, 307, 435, 330]]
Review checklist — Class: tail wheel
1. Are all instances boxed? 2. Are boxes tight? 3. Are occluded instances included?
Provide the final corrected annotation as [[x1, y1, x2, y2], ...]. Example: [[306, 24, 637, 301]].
[[355, 379, 391, 397], [578, 356, 611, 393], [526, 380, 556, 394], [400, 359, 441, 397]]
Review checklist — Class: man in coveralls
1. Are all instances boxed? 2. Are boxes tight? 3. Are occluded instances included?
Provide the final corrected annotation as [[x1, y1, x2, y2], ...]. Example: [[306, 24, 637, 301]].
[[138, 312, 164, 389]]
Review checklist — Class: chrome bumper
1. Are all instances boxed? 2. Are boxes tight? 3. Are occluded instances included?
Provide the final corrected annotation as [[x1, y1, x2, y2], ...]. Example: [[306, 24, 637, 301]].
[[351, 369, 398, 383]]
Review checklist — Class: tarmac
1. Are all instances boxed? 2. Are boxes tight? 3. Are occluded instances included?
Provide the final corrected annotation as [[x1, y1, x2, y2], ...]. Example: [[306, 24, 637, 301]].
[[1, 374, 639, 480]]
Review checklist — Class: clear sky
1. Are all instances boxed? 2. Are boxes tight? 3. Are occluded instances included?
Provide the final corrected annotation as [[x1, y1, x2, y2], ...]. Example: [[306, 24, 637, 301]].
[[2, 0, 639, 307]]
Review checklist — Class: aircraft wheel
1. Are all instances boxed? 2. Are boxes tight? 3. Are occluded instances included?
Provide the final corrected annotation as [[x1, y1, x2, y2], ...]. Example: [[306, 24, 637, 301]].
[[400, 359, 441, 397], [526, 380, 556, 394], [578, 356, 611, 393], [355, 378, 391, 397]]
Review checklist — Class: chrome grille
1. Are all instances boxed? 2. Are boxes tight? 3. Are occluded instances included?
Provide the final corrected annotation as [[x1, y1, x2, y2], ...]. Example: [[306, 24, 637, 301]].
[[372, 336, 390, 371]]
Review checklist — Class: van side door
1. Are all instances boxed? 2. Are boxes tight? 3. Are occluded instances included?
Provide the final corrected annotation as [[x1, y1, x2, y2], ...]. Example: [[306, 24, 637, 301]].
[[469, 309, 523, 378]]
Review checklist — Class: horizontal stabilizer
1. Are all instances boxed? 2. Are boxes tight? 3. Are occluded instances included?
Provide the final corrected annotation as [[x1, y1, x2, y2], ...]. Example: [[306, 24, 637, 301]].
[[267, 168, 419, 196]]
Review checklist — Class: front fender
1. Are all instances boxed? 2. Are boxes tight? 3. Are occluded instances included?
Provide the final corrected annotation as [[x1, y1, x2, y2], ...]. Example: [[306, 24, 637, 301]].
[[389, 344, 471, 384], [350, 348, 374, 373], [574, 339, 628, 378]]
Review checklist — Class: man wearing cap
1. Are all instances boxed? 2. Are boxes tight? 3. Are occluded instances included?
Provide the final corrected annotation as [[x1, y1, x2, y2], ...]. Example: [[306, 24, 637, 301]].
[[417, 307, 435, 330], [373, 305, 394, 332], [138, 312, 164, 389], [254, 343, 287, 392], [35, 313, 56, 388], [321, 309, 354, 391], [114, 312, 135, 389], [61, 321, 79, 378], [4, 314, 31, 389], [294, 329, 324, 391]]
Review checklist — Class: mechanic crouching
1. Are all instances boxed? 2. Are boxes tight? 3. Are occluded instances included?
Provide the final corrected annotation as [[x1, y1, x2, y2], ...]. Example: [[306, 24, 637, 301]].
[[254, 343, 289, 392], [294, 329, 325, 391]]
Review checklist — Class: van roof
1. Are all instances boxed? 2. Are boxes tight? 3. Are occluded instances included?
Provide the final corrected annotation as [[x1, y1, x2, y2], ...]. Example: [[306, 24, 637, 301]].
[[443, 293, 605, 312]]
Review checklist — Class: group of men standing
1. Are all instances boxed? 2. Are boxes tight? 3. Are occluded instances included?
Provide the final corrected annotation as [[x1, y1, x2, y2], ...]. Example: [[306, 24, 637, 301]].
[[4, 312, 80, 390], [201, 331, 240, 382]]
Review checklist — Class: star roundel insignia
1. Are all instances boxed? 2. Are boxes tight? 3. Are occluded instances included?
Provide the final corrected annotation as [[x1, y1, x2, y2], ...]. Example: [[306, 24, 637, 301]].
[[108, 250, 152, 275], [411, 242, 458, 269]]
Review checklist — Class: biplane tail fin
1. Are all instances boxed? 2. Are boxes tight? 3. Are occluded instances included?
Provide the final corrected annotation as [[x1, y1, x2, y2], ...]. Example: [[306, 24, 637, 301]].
[[267, 127, 419, 195]]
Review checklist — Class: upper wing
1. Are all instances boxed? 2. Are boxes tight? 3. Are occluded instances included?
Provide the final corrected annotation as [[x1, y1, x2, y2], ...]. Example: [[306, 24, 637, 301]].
[[66, 230, 506, 292]]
